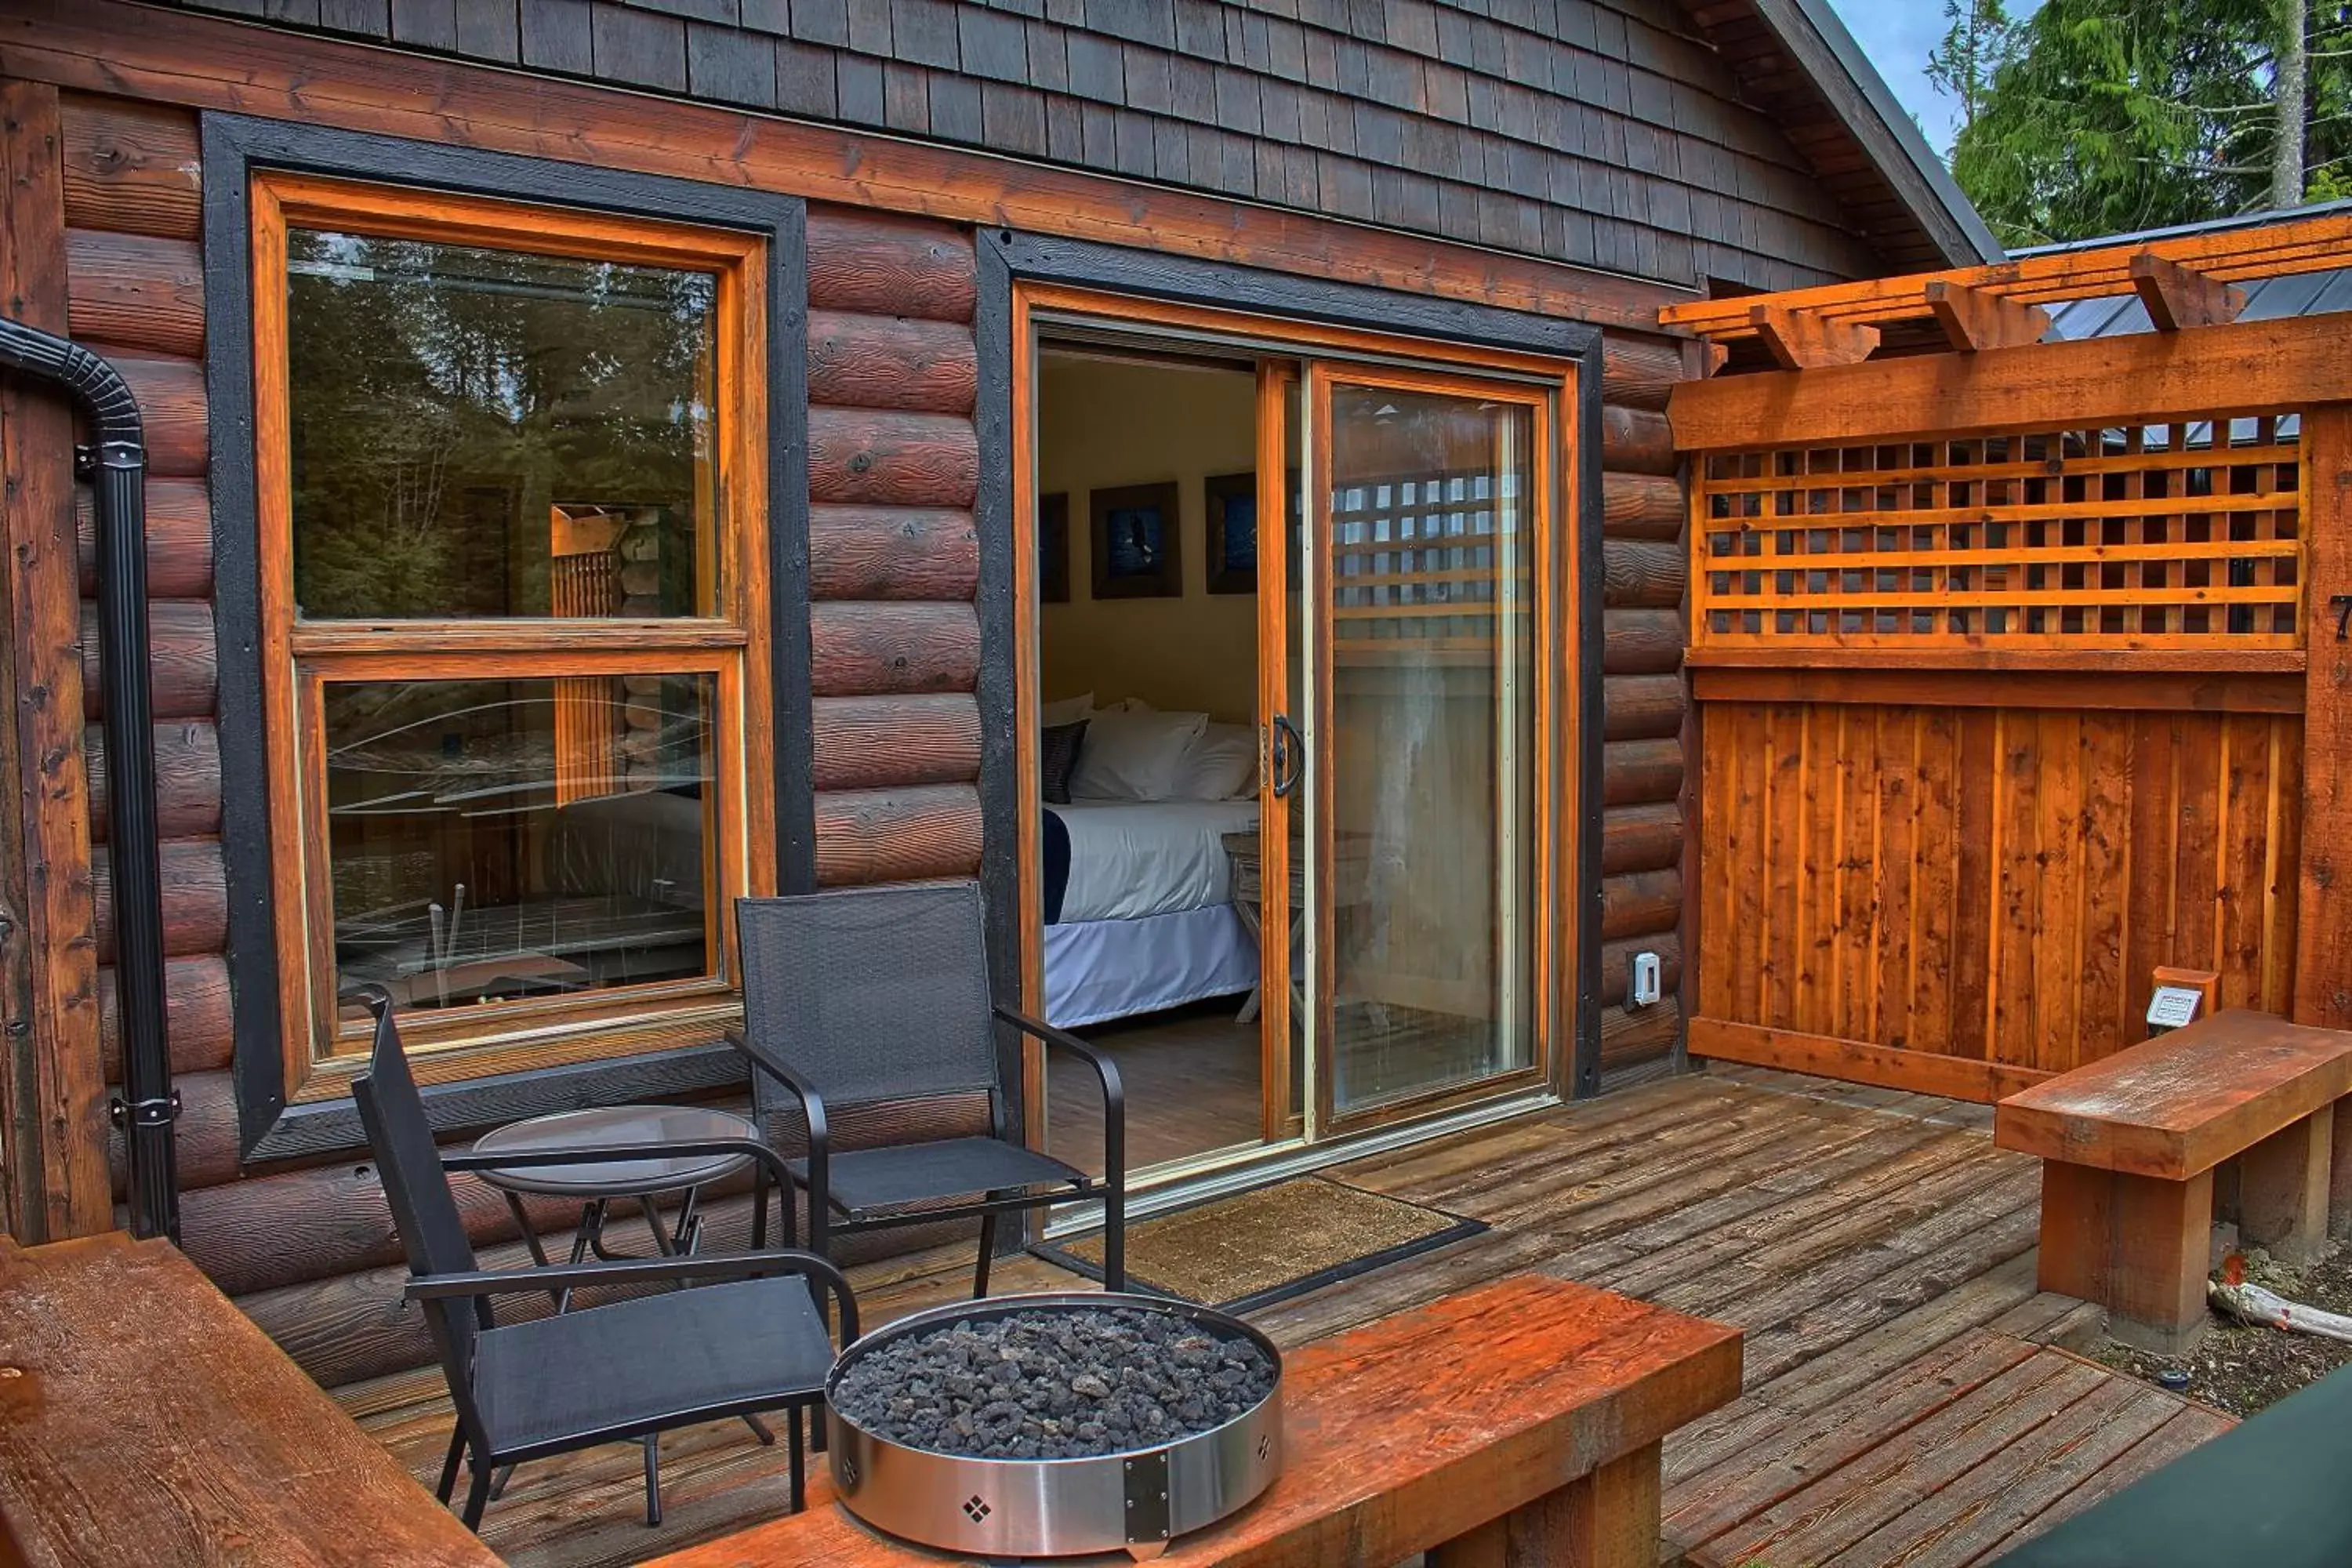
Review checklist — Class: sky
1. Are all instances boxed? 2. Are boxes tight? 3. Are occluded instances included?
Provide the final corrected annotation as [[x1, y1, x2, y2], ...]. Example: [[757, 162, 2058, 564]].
[[1822, 0, 2048, 158]]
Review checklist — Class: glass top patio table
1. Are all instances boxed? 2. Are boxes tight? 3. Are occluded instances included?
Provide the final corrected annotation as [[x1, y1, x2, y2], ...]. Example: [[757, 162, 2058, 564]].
[[470, 1105, 757, 1198]]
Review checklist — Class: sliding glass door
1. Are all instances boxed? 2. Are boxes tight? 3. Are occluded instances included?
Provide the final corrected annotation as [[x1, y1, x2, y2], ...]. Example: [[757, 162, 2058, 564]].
[[1261, 362, 1557, 1137], [1015, 281, 1573, 1171]]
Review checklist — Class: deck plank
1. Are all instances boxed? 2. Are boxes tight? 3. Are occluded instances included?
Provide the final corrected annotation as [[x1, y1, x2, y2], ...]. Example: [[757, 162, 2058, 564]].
[[1693, 1354, 2111, 1566], [1663, 1327, 2041, 1551], [1849, 1376, 2184, 1568], [336, 1069, 2231, 1568]]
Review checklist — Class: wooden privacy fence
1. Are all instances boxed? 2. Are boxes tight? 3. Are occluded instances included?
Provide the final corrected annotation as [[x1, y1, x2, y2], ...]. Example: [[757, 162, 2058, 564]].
[[1661, 215, 2352, 1102]]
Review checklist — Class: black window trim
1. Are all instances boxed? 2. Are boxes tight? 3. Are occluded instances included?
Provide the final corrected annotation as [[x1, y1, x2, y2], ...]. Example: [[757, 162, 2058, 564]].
[[201, 112, 812, 1164], [971, 231, 1609, 1116]]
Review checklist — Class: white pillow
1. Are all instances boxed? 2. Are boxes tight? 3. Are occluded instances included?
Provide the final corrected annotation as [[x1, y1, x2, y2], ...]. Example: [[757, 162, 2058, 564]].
[[1040, 692, 1094, 727], [1069, 708, 1207, 800], [1174, 723, 1258, 800]]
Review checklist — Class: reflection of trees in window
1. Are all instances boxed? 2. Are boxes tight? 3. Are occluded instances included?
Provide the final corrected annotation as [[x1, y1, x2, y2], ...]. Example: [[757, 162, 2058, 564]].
[[286, 232, 716, 620]]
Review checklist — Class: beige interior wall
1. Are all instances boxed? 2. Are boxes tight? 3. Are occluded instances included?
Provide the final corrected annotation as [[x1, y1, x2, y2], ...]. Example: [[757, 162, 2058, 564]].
[[1037, 352, 1259, 721]]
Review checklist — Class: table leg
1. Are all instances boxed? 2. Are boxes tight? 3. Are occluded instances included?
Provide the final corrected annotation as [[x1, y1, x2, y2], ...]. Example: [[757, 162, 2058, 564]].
[[503, 1192, 562, 1312], [559, 1200, 603, 1314], [1233, 901, 1265, 1022], [1426, 1441, 1661, 1568], [639, 1195, 679, 1256]]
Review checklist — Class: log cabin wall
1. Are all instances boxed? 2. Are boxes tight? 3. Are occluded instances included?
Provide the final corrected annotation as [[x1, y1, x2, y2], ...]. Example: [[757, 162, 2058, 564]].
[[13, 93, 1002, 1392], [804, 210, 986, 887], [0, 0, 1975, 1388], [1593, 337, 1689, 1080]]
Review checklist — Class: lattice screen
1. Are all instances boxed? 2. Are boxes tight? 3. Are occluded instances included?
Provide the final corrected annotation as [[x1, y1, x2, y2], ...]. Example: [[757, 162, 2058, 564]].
[[1329, 468, 1529, 655], [1693, 416, 2304, 651]]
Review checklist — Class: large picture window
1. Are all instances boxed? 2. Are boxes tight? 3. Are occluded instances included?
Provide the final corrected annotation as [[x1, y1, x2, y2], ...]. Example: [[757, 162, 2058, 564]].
[[249, 172, 774, 1094]]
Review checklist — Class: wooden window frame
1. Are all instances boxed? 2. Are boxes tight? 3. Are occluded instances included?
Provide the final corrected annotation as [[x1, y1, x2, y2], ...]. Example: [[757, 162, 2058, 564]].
[[248, 170, 777, 1100]]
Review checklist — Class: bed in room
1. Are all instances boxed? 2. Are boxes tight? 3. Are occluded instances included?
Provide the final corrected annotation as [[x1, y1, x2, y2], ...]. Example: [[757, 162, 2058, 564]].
[[1037, 702, 1261, 1029]]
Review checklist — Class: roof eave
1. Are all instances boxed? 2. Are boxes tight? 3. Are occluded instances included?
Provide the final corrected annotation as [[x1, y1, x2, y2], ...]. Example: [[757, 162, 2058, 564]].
[[1751, 0, 2006, 267]]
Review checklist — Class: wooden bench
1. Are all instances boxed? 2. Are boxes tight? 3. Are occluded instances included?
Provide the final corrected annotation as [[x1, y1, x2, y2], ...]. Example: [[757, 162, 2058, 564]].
[[0, 1231, 497, 1567], [649, 1272, 1742, 1568], [1994, 1009, 2352, 1352]]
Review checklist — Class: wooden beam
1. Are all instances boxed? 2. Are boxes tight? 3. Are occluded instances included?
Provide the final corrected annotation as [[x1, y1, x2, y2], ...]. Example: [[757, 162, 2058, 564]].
[[0, 78, 109, 1242], [0, 0, 1683, 335], [1685, 644, 2307, 674], [1690, 665, 2304, 716], [2129, 251, 2247, 332], [1924, 279, 2049, 352], [1668, 309, 2352, 450], [1687, 1017, 2053, 1104], [2296, 403, 2352, 1032], [1659, 209, 2352, 338], [1748, 302, 1879, 369]]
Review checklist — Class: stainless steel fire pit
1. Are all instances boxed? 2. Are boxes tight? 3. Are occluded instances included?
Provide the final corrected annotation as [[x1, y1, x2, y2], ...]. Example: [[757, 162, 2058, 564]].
[[825, 1291, 1283, 1560]]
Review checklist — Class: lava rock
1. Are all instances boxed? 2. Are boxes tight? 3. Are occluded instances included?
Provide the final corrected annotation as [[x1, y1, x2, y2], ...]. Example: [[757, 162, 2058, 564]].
[[833, 1305, 1276, 1460]]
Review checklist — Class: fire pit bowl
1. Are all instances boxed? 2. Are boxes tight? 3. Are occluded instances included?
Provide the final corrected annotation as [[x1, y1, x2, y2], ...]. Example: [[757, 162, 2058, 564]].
[[824, 1291, 1283, 1560]]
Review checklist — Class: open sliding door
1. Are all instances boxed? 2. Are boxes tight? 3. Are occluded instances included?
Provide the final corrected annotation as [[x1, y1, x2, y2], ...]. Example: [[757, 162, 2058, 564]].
[[1006, 251, 1587, 1174]]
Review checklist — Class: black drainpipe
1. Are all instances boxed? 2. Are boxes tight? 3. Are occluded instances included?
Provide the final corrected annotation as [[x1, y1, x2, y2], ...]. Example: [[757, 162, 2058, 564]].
[[0, 318, 177, 1243]]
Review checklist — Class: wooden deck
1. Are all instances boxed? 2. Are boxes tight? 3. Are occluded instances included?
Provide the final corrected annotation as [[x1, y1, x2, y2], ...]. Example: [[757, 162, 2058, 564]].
[[341, 1065, 2232, 1567]]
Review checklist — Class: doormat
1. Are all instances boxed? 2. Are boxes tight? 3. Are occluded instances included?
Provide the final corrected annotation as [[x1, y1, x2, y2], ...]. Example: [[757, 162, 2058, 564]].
[[1034, 1175, 1486, 1315]]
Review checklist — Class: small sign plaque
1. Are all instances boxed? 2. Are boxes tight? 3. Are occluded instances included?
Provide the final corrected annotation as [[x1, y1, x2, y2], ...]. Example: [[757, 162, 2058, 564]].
[[2147, 985, 2204, 1033]]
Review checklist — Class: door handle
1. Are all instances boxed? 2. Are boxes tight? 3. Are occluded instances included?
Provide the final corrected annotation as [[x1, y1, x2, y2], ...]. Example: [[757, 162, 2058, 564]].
[[1270, 713, 1305, 798]]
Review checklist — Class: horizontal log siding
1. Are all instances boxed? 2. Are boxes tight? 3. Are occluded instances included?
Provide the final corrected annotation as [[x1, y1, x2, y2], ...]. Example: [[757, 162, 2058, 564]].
[[61, 95, 237, 1200], [1594, 329, 1693, 1076], [42, 88, 1695, 1385], [805, 206, 985, 890], [49, 102, 1002, 1392]]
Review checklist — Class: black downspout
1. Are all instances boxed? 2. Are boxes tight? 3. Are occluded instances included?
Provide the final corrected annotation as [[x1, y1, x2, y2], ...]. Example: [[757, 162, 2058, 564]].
[[0, 318, 177, 1242]]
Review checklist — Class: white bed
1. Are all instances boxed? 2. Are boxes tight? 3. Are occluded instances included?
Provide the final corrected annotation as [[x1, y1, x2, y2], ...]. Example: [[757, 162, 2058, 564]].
[[1043, 797, 1261, 1028], [1051, 799, 1261, 923]]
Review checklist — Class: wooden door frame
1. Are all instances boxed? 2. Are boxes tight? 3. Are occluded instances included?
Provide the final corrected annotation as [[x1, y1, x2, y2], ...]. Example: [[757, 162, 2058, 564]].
[[975, 232, 1607, 1178]]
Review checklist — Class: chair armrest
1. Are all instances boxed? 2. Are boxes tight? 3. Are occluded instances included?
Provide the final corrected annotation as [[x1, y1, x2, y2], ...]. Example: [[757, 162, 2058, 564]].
[[720, 1029, 831, 1153], [445, 1136, 797, 1196], [722, 1028, 831, 1225], [994, 1004, 1124, 1186], [405, 1248, 861, 1341]]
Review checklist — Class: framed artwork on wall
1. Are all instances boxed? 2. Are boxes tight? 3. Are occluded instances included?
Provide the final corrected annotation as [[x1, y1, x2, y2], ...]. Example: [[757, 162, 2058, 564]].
[[1089, 480, 1181, 599], [1040, 492, 1070, 603], [1203, 471, 1258, 594]]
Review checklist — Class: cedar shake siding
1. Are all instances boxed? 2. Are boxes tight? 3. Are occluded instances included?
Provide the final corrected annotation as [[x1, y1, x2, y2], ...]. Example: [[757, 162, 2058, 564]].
[[153, 0, 1893, 290]]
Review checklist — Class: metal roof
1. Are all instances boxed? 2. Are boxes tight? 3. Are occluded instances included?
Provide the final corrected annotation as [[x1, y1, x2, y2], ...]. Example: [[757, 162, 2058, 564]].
[[2033, 198, 2352, 339]]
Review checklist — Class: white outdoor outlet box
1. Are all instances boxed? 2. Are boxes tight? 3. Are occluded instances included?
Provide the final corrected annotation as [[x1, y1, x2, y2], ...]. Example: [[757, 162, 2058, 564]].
[[2147, 985, 2204, 1036], [1630, 950, 1662, 1008]]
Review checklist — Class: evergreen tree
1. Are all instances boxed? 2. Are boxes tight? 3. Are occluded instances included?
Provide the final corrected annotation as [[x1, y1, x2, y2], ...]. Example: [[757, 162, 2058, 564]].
[[1947, 0, 2352, 245], [1926, 0, 2016, 148]]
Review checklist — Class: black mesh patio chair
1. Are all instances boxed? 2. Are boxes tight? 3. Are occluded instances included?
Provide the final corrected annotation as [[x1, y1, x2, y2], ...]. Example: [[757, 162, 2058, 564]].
[[349, 989, 858, 1533], [730, 881, 1125, 1297]]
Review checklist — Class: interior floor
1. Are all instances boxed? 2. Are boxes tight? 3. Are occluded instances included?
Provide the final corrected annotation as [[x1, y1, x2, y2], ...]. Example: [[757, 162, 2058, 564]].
[[1047, 999, 1263, 1174]]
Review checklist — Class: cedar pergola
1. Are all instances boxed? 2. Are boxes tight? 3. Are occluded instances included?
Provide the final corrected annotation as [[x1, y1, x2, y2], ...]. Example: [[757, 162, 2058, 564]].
[[1655, 209, 2352, 1104], [1661, 210, 2350, 367]]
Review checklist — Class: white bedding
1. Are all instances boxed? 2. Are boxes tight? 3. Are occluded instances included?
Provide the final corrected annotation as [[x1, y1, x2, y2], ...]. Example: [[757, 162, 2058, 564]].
[[1041, 904, 1257, 1028], [1049, 798, 1261, 924]]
